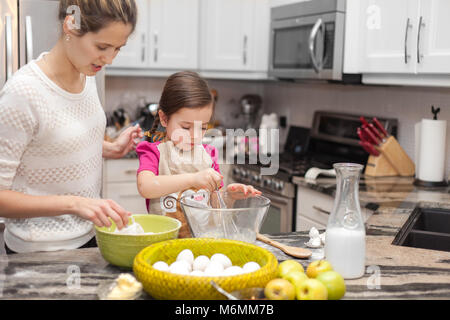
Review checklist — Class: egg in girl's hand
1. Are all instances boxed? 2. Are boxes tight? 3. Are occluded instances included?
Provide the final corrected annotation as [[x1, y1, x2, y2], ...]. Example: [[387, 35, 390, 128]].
[[242, 262, 261, 273], [190, 270, 205, 277], [169, 261, 191, 275], [210, 253, 232, 269], [176, 249, 194, 265], [223, 266, 244, 276], [193, 255, 210, 272], [152, 261, 169, 272], [203, 261, 225, 277]]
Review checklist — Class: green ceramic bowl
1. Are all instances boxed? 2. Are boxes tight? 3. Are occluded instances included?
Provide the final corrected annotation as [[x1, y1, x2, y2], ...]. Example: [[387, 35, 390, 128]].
[[95, 214, 181, 269]]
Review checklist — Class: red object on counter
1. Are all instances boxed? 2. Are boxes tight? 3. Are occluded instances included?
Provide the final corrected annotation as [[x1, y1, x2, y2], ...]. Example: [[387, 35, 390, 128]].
[[359, 141, 380, 157], [373, 117, 389, 138], [362, 125, 381, 146]]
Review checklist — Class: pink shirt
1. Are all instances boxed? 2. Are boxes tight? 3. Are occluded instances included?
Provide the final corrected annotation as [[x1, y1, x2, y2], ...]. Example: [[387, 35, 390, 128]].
[[136, 141, 222, 211]]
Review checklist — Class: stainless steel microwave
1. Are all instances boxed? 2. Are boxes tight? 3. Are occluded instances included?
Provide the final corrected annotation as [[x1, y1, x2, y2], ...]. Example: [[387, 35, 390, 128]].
[[269, 0, 347, 81]]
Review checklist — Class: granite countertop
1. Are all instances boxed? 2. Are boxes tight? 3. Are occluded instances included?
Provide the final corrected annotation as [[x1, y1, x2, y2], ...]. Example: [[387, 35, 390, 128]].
[[292, 175, 450, 299], [1, 176, 450, 300]]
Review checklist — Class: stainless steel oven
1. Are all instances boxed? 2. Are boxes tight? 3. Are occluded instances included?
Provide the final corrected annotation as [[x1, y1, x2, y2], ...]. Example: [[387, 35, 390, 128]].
[[269, 0, 346, 81], [232, 165, 295, 234]]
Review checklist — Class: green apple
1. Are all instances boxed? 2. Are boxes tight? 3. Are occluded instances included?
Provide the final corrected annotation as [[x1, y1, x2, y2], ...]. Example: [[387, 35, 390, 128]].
[[316, 271, 346, 300], [306, 260, 333, 278], [284, 271, 309, 291], [264, 279, 296, 300], [296, 279, 328, 300], [278, 260, 305, 278]]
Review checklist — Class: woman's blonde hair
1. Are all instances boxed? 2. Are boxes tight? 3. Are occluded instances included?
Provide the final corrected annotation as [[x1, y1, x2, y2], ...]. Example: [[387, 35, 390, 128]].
[[59, 0, 137, 36]]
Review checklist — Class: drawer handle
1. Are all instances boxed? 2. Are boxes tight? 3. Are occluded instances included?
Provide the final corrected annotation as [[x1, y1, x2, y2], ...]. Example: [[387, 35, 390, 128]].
[[124, 170, 137, 175], [313, 206, 331, 215]]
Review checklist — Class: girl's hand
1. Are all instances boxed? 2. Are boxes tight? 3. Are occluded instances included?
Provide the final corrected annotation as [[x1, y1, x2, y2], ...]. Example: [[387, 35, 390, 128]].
[[227, 183, 262, 199], [192, 168, 223, 192], [109, 124, 144, 159], [69, 197, 132, 230]]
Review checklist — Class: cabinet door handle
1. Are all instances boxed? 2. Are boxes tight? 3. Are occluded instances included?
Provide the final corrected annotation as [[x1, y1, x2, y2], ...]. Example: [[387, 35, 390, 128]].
[[124, 169, 137, 175], [243, 35, 248, 65], [25, 16, 34, 64], [312, 206, 330, 215], [5, 15, 13, 81], [404, 18, 412, 64], [141, 33, 146, 63], [417, 16, 425, 64], [154, 32, 158, 63]]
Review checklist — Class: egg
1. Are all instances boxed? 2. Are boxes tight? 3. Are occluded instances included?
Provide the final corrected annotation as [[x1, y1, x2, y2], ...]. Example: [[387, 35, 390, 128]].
[[169, 261, 190, 275], [189, 270, 205, 277], [210, 253, 232, 269], [223, 266, 244, 276], [203, 261, 224, 277], [176, 249, 194, 265], [193, 255, 210, 272], [174, 259, 192, 272], [152, 261, 169, 272], [242, 262, 261, 273]]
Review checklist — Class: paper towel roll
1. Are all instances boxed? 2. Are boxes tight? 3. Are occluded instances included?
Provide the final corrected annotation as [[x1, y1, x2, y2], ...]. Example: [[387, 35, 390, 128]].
[[417, 119, 447, 182]]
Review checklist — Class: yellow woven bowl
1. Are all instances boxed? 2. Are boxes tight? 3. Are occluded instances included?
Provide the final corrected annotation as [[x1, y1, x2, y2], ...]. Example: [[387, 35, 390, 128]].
[[133, 238, 278, 300]]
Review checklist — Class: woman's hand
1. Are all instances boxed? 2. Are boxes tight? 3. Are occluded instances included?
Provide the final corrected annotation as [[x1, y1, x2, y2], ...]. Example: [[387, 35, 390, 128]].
[[69, 197, 132, 230], [226, 183, 262, 199], [103, 124, 144, 159], [192, 168, 223, 192]]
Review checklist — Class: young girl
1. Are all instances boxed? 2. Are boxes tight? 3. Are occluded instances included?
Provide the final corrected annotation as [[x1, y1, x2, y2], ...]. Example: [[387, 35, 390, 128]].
[[136, 71, 260, 237]]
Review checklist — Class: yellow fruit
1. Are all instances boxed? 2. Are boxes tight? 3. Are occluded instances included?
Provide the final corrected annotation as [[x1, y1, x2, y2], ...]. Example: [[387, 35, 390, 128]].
[[296, 279, 328, 300], [306, 260, 333, 278], [278, 260, 305, 278], [264, 279, 296, 300]]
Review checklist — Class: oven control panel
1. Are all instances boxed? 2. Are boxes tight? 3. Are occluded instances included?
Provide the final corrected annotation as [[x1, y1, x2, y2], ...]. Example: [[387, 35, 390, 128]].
[[232, 166, 295, 198]]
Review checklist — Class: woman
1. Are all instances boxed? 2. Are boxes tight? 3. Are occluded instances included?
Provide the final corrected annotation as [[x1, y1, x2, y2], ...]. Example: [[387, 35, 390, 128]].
[[0, 0, 141, 253]]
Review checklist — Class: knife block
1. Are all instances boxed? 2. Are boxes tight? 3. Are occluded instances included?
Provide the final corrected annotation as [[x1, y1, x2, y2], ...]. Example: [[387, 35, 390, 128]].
[[365, 136, 415, 177]]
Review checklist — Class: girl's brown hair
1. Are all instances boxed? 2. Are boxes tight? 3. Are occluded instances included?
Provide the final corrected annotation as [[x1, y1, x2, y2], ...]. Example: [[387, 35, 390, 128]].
[[59, 0, 137, 36], [147, 71, 214, 140]]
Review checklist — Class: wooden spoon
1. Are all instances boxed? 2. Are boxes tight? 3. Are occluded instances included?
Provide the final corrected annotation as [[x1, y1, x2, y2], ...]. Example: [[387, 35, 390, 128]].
[[257, 233, 312, 259]]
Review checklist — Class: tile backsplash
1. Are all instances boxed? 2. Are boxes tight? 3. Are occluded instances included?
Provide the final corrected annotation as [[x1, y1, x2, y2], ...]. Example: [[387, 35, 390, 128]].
[[106, 76, 450, 179], [262, 81, 450, 179]]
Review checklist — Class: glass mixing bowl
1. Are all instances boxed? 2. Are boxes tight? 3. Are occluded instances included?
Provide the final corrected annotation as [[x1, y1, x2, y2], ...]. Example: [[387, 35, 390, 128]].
[[179, 190, 270, 243]]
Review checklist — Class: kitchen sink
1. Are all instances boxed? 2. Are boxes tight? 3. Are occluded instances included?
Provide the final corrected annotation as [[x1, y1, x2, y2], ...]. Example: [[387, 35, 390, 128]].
[[393, 207, 450, 252]]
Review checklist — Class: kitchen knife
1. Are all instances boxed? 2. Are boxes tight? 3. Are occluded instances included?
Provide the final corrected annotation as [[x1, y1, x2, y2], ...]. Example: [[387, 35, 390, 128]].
[[373, 117, 389, 138], [362, 125, 381, 146], [368, 123, 385, 142], [359, 141, 380, 157]]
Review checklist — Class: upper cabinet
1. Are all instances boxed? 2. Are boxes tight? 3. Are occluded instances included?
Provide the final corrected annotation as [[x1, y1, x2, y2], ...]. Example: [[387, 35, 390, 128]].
[[199, 0, 270, 79], [109, 0, 199, 73], [356, 0, 450, 83], [148, 0, 199, 69], [416, 0, 450, 74], [111, 0, 149, 68], [358, 0, 420, 74], [107, 0, 270, 80]]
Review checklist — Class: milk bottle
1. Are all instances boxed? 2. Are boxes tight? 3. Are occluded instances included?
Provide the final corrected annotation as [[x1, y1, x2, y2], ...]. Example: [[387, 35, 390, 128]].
[[325, 163, 366, 279]]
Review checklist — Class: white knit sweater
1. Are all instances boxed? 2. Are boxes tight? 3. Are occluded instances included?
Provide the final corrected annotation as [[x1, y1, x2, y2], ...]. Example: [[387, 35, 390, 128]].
[[0, 53, 106, 253]]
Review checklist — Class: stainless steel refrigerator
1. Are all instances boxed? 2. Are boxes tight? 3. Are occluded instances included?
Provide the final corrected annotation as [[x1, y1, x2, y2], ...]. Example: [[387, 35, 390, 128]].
[[0, 0, 105, 103]]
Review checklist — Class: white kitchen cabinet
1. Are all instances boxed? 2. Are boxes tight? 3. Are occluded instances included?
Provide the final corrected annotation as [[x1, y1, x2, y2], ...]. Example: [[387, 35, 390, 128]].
[[102, 159, 148, 214], [356, 0, 450, 85], [416, 0, 450, 74], [296, 186, 333, 232], [199, 0, 270, 79], [358, 0, 420, 74], [296, 185, 372, 232], [110, 0, 150, 68], [149, 0, 199, 69], [108, 0, 199, 73]]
